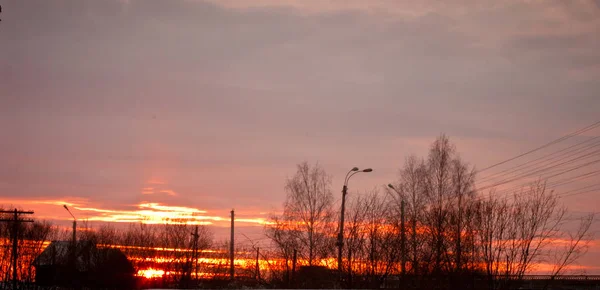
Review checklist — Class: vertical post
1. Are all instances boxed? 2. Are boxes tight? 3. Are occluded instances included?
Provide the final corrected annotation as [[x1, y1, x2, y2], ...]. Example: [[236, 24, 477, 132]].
[[230, 209, 235, 280], [0, 209, 34, 290], [72, 219, 77, 268], [337, 185, 347, 275], [193, 225, 199, 280], [63, 204, 77, 281], [456, 193, 462, 272], [347, 247, 352, 288], [72, 220, 77, 249], [401, 200, 406, 276], [285, 256, 290, 287], [71, 219, 77, 284], [12, 209, 18, 290], [412, 200, 418, 277], [292, 248, 297, 285], [255, 247, 260, 281]]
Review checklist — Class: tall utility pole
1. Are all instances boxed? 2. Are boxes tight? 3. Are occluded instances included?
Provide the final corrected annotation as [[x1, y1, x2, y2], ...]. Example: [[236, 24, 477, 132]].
[[338, 167, 373, 278], [255, 247, 260, 281], [63, 206, 77, 250], [191, 225, 199, 280], [292, 248, 297, 284], [388, 184, 406, 277], [338, 183, 348, 275], [230, 209, 235, 280], [401, 200, 406, 276], [0, 209, 34, 290], [63, 204, 77, 281]]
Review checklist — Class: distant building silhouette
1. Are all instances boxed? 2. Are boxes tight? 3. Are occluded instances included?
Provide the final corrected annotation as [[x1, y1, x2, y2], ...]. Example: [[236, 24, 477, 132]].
[[34, 241, 135, 289], [296, 266, 336, 288]]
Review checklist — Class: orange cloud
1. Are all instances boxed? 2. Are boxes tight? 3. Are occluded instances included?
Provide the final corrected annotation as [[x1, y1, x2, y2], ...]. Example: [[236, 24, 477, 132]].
[[0, 198, 268, 227], [528, 262, 599, 274], [137, 203, 206, 214], [140, 180, 177, 196], [0, 198, 84, 208], [147, 179, 165, 185], [69, 202, 268, 226], [159, 190, 177, 196]]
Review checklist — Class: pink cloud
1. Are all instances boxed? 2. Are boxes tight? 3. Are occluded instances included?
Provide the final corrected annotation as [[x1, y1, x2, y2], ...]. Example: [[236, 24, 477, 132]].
[[159, 190, 177, 196]]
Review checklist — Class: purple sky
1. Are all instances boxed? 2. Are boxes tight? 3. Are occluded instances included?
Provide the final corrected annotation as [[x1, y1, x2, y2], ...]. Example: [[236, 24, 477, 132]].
[[1, 0, 600, 273]]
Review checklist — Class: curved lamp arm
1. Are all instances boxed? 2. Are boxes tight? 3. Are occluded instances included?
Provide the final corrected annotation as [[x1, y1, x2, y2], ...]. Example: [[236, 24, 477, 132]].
[[63, 205, 76, 221], [344, 167, 359, 186]]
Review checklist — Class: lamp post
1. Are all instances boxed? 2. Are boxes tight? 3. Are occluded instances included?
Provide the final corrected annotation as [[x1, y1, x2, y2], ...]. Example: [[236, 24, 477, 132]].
[[338, 167, 372, 277], [63, 205, 76, 247], [63, 204, 77, 276], [387, 184, 406, 276]]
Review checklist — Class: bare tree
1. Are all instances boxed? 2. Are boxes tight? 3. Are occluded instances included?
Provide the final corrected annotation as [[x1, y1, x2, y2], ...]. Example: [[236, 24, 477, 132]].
[[363, 191, 399, 287], [548, 213, 595, 278], [472, 181, 595, 290], [265, 214, 299, 285], [341, 190, 399, 288], [475, 194, 511, 289], [511, 182, 565, 279], [422, 135, 455, 274], [392, 155, 427, 275], [276, 161, 336, 266], [20, 220, 56, 283], [0, 207, 58, 286], [448, 157, 477, 274], [344, 193, 370, 287]]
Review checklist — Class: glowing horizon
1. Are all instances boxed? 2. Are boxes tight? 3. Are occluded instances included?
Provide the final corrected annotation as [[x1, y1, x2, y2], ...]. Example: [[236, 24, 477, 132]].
[[1, 0, 599, 276], [0, 198, 272, 227]]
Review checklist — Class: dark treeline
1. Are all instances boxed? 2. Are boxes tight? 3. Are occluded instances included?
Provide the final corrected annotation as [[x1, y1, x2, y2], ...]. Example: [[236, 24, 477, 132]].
[[0, 214, 293, 289], [0, 216, 55, 286], [266, 135, 595, 289], [0, 216, 217, 289], [0, 135, 595, 289]]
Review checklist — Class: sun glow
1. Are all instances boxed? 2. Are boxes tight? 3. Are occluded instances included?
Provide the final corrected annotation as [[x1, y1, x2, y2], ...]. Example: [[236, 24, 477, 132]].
[[0, 197, 271, 227], [137, 268, 165, 279], [70, 202, 266, 226]]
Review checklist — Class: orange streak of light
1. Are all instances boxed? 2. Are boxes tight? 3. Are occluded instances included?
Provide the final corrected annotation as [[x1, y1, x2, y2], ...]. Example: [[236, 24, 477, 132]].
[[137, 268, 165, 279]]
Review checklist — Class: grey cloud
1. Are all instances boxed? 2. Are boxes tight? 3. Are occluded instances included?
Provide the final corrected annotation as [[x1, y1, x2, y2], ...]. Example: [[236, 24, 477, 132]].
[[0, 0, 599, 211]]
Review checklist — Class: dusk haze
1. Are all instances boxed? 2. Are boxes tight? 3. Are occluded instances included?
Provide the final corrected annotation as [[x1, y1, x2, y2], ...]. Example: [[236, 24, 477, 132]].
[[1, 0, 599, 289]]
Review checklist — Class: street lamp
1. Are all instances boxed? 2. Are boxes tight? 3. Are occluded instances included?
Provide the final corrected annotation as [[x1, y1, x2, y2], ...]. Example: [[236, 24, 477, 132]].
[[338, 167, 372, 276], [63, 205, 77, 250], [387, 184, 406, 276]]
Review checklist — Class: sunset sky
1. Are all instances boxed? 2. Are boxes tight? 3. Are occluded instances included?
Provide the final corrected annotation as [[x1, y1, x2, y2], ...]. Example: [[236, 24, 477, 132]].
[[1, 0, 599, 273]]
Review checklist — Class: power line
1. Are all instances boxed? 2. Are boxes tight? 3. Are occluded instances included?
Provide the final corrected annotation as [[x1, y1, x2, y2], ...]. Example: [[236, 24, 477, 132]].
[[492, 168, 600, 198], [390, 122, 600, 219], [557, 184, 600, 199], [477, 136, 600, 185], [545, 169, 600, 188], [476, 152, 600, 193], [486, 155, 600, 199], [476, 120, 600, 174], [481, 146, 600, 191], [474, 159, 600, 205]]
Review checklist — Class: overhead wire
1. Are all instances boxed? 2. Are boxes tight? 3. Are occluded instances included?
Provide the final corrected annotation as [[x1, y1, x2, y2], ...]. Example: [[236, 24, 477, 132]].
[[490, 168, 600, 198], [476, 136, 600, 185], [424, 120, 600, 205], [475, 137, 600, 190], [484, 153, 600, 198], [249, 121, 600, 249], [475, 120, 600, 174], [557, 183, 600, 199], [476, 151, 600, 193]]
